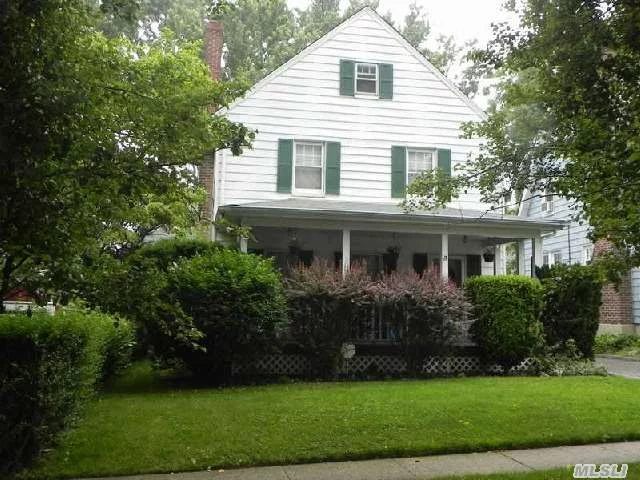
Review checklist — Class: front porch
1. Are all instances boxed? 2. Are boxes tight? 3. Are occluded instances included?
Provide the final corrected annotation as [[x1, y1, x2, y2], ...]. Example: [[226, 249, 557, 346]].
[[217, 198, 565, 282]]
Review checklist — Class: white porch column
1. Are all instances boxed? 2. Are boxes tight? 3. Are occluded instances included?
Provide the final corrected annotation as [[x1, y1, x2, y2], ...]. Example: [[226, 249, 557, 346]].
[[494, 244, 505, 275], [533, 234, 543, 276], [440, 233, 449, 281], [342, 229, 351, 276], [518, 240, 526, 275], [239, 236, 248, 253]]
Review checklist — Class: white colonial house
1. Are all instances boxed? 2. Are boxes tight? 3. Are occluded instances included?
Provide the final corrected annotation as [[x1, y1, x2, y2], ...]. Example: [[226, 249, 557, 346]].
[[205, 7, 563, 284]]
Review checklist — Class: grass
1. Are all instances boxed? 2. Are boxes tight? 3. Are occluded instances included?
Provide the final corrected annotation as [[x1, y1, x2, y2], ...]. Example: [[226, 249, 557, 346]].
[[24, 362, 640, 479], [434, 463, 640, 480]]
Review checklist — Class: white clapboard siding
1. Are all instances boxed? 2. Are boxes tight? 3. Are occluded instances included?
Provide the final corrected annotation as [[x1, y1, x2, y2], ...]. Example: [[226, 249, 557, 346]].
[[218, 8, 489, 211], [522, 194, 591, 275]]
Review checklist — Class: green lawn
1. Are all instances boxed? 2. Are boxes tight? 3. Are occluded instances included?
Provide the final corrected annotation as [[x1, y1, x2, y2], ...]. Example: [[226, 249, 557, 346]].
[[24, 362, 640, 479], [435, 464, 640, 480]]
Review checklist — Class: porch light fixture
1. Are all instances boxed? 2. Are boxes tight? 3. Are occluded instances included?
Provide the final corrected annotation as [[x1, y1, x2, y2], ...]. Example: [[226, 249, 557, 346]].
[[482, 247, 495, 263]]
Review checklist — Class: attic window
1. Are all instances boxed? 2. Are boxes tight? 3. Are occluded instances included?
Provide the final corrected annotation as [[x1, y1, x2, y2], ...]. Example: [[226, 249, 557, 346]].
[[355, 63, 378, 95]]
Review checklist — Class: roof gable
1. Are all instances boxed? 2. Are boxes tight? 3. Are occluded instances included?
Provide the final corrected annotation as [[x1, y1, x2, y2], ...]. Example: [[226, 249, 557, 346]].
[[225, 7, 485, 118]]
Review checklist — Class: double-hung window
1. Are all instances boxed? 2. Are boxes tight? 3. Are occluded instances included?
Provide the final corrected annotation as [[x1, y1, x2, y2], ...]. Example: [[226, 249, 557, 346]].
[[540, 189, 554, 214], [407, 149, 434, 185], [543, 251, 563, 266], [294, 141, 324, 194], [355, 63, 378, 95]]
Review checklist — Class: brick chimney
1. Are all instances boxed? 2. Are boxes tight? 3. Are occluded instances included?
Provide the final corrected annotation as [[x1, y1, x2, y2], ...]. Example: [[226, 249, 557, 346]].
[[200, 20, 223, 228], [204, 19, 223, 82]]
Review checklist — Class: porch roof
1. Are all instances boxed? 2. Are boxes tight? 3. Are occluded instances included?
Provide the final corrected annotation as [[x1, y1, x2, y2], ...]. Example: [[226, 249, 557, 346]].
[[220, 199, 565, 237]]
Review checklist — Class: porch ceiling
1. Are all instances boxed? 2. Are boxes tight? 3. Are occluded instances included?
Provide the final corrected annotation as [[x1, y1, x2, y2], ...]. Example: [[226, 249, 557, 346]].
[[219, 198, 566, 239]]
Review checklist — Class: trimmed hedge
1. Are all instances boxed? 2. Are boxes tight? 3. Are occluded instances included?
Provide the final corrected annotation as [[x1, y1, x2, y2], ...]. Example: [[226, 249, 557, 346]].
[[537, 264, 602, 358], [0, 309, 134, 475], [168, 249, 289, 381], [465, 275, 544, 370]]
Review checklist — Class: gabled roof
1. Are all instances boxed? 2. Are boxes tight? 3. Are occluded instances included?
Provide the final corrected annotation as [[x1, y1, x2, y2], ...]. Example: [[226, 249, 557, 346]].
[[225, 7, 486, 118]]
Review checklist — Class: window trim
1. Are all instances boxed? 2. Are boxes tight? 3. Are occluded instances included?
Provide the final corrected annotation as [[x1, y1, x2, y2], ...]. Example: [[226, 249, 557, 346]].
[[406, 148, 436, 186], [354, 62, 379, 97], [543, 250, 563, 266], [540, 189, 554, 215], [292, 140, 325, 197]]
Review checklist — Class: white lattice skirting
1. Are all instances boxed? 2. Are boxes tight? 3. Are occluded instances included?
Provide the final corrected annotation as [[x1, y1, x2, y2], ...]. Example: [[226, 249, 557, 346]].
[[234, 354, 535, 376]]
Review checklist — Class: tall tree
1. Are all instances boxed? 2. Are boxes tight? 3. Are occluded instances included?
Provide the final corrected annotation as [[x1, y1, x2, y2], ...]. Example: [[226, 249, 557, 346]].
[[294, 0, 341, 49], [217, 0, 297, 83], [407, 0, 640, 266], [0, 0, 253, 308]]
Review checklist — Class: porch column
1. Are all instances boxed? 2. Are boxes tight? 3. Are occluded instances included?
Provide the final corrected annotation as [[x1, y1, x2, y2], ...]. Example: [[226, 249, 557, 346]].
[[342, 229, 351, 276], [440, 233, 449, 281], [239, 236, 248, 253], [531, 234, 543, 277], [518, 240, 526, 275], [494, 244, 504, 275]]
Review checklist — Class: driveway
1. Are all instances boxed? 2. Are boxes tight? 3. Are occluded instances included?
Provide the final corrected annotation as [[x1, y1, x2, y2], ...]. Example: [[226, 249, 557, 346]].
[[596, 355, 640, 379]]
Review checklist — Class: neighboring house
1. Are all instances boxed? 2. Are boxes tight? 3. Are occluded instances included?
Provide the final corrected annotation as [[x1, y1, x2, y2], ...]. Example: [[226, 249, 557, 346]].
[[201, 7, 562, 286], [520, 192, 640, 334]]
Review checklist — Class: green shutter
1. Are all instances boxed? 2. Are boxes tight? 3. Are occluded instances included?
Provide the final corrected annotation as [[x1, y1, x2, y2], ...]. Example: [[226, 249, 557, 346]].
[[378, 63, 393, 99], [437, 148, 451, 176], [340, 60, 355, 96], [325, 141, 341, 195], [276, 139, 293, 193], [391, 146, 406, 198]]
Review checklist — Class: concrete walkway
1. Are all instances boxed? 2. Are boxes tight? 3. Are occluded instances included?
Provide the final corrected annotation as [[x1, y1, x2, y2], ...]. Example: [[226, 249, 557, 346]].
[[89, 441, 640, 480], [597, 355, 640, 379]]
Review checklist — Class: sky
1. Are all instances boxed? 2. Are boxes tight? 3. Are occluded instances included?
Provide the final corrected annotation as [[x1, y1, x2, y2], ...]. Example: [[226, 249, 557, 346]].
[[286, 0, 517, 49]]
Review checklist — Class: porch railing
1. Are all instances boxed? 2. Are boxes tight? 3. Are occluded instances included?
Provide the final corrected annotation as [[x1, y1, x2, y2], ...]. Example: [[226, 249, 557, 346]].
[[348, 306, 475, 346]]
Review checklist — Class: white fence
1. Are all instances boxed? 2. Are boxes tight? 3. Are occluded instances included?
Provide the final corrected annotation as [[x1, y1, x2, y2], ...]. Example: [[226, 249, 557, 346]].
[[3, 301, 55, 315], [234, 354, 535, 376]]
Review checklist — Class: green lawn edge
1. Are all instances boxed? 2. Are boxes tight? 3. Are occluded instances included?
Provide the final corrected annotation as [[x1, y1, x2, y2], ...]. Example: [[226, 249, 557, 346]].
[[20, 363, 640, 479]]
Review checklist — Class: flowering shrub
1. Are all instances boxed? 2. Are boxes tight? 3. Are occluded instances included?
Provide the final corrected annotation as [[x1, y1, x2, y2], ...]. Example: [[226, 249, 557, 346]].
[[286, 261, 369, 377], [367, 269, 471, 374], [286, 263, 470, 378]]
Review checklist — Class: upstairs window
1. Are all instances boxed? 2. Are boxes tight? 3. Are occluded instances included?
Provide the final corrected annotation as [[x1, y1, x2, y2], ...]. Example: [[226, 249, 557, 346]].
[[407, 149, 434, 184], [540, 189, 554, 214], [355, 63, 378, 95], [294, 142, 324, 193]]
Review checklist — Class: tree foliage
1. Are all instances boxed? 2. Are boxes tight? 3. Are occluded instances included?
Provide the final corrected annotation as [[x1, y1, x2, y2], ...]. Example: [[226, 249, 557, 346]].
[[102, 0, 474, 87], [408, 0, 640, 266], [0, 0, 253, 307]]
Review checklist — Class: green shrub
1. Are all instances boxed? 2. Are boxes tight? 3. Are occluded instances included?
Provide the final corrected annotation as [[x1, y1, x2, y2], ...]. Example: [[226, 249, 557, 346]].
[[80, 238, 221, 355], [286, 261, 370, 378], [594, 333, 640, 354], [465, 275, 544, 370], [168, 249, 288, 381], [533, 340, 607, 376], [538, 264, 602, 358], [0, 309, 133, 475]]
